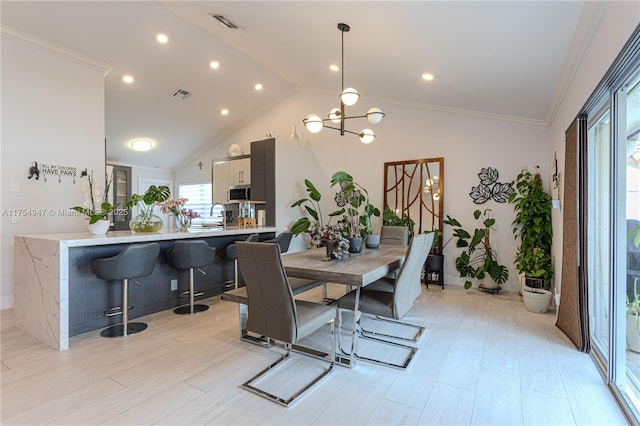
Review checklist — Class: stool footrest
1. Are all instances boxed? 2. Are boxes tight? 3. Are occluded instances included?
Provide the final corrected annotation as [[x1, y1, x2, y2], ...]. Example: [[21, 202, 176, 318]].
[[103, 306, 133, 317], [178, 290, 204, 298]]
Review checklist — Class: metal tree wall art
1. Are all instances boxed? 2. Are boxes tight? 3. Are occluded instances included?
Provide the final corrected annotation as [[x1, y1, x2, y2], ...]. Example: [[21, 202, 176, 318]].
[[469, 167, 513, 204]]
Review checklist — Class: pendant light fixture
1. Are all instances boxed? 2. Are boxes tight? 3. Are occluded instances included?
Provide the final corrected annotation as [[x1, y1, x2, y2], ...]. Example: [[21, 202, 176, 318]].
[[303, 23, 385, 144]]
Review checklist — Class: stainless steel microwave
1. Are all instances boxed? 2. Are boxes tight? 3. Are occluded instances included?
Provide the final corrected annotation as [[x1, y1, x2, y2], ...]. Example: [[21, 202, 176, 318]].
[[229, 185, 250, 201]]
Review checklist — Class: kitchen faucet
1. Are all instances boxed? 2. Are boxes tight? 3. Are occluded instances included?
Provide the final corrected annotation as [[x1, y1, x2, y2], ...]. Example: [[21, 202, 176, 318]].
[[210, 203, 226, 227]]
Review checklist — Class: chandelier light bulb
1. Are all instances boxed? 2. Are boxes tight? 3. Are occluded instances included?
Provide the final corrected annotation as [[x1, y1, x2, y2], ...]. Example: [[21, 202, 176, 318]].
[[329, 108, 342, 123], [366, 107, 385, 124], [303, 114, 324, 133], [340, 88, 360, 106], [358, 129, 375, 144]]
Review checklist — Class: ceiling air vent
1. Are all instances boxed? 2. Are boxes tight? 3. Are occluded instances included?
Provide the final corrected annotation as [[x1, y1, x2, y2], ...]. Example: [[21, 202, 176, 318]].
[[210, 14, 242, 29], [171, 88, 192, 101]]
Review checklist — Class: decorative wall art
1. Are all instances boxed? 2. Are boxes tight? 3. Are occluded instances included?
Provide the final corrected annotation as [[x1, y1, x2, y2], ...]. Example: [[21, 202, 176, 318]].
[[28, 161, 79, 183], [469, 167, 513, 204]]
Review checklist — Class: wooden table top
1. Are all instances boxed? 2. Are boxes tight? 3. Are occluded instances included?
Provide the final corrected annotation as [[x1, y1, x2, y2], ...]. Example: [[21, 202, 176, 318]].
[[282, 245, 407, 287]]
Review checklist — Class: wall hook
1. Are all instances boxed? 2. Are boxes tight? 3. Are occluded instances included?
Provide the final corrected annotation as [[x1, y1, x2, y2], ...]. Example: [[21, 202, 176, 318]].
[[27, 161, 40, 180]]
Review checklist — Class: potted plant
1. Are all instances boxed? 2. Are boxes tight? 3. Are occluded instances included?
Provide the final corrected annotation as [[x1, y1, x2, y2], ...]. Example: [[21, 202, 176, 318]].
[[71, 170, 118, 235], [290, 178, 348, 259], [444, 208, 509, 290], [382, 207, 415, 237], [126, 185, 171, 233], [330, 171, 379, 253], [627, 279, 640, 352], [508, 168, 553, 312]]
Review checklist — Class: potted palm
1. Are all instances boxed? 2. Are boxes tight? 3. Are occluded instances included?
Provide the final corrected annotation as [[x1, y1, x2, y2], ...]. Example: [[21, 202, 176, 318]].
[[509, 168, 553, 312], [444, 209, 509, 290], [330, 171, 379, 253]]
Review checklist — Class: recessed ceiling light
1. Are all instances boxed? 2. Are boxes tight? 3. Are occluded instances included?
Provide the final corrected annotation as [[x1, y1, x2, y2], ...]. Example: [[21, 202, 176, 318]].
[[329, 64, 339, 72], [130, 139, 153, 151], [221, 109, 229, 116], [422, 73, 434, 81], [156, 33, 168, 44], [122, 75, 134, 84], [254, 83, 263, 91], [210, 61, 220, 69]]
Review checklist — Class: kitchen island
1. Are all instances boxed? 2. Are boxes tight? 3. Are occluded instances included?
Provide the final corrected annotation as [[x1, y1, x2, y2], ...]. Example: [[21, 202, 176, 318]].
[[14, 226, 278, 351]]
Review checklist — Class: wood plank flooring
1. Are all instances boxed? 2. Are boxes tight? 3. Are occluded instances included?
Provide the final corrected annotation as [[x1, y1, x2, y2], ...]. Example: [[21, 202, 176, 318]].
[[1, 285, 628, 425]]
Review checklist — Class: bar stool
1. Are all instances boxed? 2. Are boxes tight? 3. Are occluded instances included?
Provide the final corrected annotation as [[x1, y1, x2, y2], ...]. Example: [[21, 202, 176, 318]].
[[224, 233, 259, 289], [92, 242, 160, 338], [264, 232, 293, 253], [166, 240, 217, 314]]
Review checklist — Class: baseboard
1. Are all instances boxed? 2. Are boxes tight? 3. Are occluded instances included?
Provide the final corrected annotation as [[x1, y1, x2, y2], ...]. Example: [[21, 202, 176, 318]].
[[1, 295, 15, 310]]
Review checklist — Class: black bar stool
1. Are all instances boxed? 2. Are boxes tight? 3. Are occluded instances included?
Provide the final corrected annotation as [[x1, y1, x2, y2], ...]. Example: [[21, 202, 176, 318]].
[[224, 233, 259, 289], [166, 240, 217, 314], [92, 242, 160, 338]]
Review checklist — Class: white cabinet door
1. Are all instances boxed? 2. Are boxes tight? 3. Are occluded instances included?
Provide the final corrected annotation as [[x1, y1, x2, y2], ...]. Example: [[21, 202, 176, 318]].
[[229, 157, 250, 185], [212, 161, 230, 203]]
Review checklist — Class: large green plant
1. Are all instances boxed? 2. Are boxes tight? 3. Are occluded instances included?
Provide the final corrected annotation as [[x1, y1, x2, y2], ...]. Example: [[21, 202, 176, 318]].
[[508, 168, 553, 286], [382, 208, 415, 236], [444, 209, 509, 289], [330, 171, 379, 238], [290, 179, 343, 235]]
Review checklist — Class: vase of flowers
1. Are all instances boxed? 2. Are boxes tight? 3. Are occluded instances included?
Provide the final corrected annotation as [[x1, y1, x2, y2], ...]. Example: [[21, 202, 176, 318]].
[[317, 224, 349, 261], [160, 198, 202, 232], [71, 170, 118, 235], [126, 185, 170, 233]]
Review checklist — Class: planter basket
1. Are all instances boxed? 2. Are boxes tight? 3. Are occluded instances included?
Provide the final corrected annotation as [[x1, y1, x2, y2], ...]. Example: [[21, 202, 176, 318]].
[[522, 288, 552, 313]]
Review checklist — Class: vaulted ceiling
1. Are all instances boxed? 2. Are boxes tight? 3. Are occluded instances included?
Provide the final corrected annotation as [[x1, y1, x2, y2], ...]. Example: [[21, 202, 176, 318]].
[[1, 1, 585, 169]]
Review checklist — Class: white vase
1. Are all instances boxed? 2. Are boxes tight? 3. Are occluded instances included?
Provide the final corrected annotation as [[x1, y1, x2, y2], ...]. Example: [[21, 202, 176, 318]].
[[87, 219, 110, 235], [522, 288, 552, 313]]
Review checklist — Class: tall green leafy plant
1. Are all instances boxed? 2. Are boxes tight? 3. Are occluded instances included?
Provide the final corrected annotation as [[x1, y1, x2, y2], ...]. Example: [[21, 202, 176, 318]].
[[330, 171, 379, 238], [444, 209, 509, 289], [508, 168, 553, 287]]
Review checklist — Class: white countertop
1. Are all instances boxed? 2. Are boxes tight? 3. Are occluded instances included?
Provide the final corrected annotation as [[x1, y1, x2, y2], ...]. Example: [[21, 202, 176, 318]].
[[17, 226, 281, 248]]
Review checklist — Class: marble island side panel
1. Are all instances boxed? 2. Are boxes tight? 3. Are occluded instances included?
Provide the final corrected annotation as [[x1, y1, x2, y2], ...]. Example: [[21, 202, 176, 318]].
[[14, 227, 279, 351]]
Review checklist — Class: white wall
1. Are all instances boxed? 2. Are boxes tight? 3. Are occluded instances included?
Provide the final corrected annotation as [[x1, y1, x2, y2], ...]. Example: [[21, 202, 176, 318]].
[[1, 34, 107, 308], [175, 90, 551, 291], [547, 2, 639, 300]]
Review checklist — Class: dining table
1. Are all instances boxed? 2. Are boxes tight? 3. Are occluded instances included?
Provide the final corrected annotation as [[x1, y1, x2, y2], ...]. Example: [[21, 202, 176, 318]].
[[282, 244, 408, 367]]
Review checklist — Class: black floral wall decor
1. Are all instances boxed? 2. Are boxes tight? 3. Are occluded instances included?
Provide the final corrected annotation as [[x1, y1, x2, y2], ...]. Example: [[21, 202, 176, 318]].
[[469, 167, 514, 204]]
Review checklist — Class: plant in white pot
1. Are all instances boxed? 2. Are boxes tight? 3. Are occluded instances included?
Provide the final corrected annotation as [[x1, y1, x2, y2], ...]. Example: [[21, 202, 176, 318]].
[[509, 168, 553, 312], [627, 280, 640, 353]]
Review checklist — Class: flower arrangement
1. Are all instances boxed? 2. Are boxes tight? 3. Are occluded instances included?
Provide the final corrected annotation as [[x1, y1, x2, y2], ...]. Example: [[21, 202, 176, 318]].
[[126, 185, 171, 232], [160, 198, 188, 216], [71, 171, 118, 224], [160, 198, 201, 231], [182, 209, 202, 219]]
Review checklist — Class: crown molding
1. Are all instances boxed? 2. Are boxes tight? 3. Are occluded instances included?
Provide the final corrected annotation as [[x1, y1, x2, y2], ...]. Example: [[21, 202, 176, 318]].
[[297, 87, 547, 129], [545, 1, 607, 129], [1, 25, 112, 74]]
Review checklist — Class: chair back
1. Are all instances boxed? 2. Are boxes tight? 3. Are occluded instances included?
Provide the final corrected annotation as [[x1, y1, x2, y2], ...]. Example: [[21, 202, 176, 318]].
[[392, 233, 434, 319], [236, 242, 298, 343], [92, 242, 160, 281], [166, 240, 216, 269], [268, 232, 293, 253], [381, 226, 409, 246]]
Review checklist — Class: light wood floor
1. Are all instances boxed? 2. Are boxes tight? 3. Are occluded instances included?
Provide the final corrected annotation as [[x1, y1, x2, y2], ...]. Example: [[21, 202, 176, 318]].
[[1, 285, 628, 425]]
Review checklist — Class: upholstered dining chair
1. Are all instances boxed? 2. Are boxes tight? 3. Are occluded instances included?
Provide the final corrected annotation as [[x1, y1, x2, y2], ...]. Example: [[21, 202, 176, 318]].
[[236, 241, 335, 407], [224, 233, 259, 289], [380, 225, 409, 246], [336, 232, 434, 369], [264, 231, 293, 253]]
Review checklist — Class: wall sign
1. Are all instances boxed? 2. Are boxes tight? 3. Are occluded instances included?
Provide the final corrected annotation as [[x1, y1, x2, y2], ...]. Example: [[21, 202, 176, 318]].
[[469, 167, 513, 204], [28, 161, 79, 183]]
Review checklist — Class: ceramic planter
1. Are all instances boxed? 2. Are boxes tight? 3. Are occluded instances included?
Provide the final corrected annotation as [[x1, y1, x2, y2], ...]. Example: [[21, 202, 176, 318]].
[[522, 288, 552, 313], [365, 234, 380, 249], [87, 219, 110, 235]]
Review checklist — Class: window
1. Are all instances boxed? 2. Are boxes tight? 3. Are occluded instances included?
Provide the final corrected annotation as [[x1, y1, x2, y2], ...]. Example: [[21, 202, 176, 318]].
[[177, 183, 212, 226]]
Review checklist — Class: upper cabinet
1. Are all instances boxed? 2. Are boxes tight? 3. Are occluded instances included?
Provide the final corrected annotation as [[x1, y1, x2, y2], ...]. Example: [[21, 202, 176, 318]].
[[106, 164, 132, 230], [229, 157, 250, 186], [212, 155, 251, 203]]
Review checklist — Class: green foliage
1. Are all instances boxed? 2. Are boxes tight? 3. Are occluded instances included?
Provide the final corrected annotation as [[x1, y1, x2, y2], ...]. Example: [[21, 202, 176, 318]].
[[126, 185, 171, 210], [446, 209, 509, 289], [508, 168, 553, 285], [629, 224, 640, 248], [382, 208, 415, 236], [330, 171, 379, 238], [290, 179, 326, 235]]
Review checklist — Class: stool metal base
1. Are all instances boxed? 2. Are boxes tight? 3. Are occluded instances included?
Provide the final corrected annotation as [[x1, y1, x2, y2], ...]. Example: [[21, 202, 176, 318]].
[[174, 304, 209, 315], [100, 322, 147, 338]]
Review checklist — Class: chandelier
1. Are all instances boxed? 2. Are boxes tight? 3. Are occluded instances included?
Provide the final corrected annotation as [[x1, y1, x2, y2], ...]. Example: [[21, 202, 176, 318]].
[[303, 23, 385, 144]]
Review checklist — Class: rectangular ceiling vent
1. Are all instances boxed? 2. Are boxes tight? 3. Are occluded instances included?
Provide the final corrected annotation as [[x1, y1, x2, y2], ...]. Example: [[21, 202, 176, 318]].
[[210, 14, 242, 29], [171, 88, 192, 101]]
